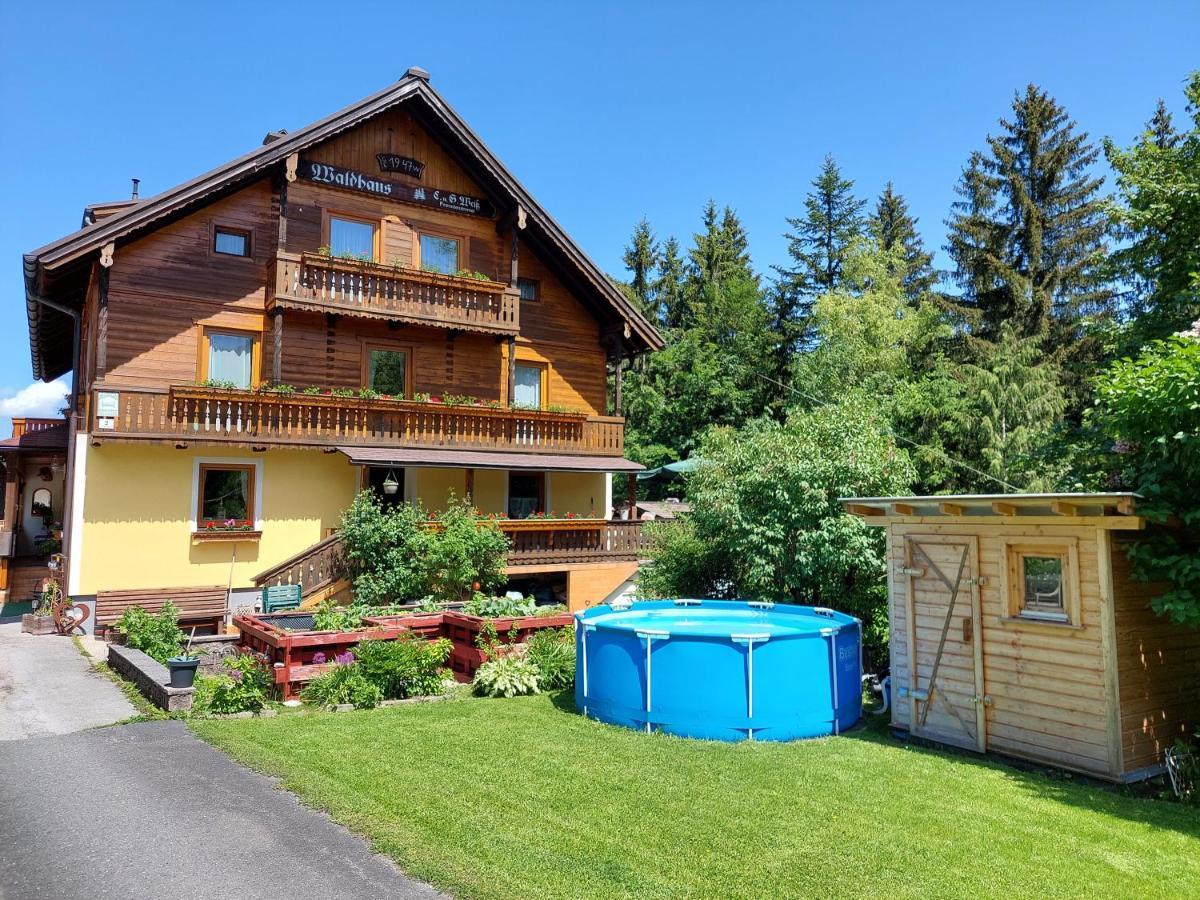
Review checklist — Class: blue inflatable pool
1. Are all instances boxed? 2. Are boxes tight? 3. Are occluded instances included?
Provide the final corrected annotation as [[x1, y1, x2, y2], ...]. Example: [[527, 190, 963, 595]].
[[574, 600, 861, 741]]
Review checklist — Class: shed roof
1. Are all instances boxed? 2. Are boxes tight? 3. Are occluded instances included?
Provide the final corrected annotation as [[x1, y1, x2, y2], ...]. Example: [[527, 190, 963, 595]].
[[840, 492, 1142, 523]]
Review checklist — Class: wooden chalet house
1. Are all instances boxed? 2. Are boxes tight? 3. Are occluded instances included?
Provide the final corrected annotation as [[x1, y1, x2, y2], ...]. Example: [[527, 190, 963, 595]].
[[21, 67, 663, 618]]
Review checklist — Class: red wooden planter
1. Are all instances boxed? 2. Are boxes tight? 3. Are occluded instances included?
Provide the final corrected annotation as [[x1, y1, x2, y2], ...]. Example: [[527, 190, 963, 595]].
[[233, 611, 411, 700], [442, 611, 573, 680]]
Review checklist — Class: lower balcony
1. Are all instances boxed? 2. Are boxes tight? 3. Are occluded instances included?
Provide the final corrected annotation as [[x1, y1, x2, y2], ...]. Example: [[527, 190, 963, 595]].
[[90, 386, 626, 456]]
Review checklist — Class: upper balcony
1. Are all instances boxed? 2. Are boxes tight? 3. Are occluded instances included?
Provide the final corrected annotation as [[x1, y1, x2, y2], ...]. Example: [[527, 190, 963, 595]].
[[90, 385, 626, 456], [267, 251, 519, 336]]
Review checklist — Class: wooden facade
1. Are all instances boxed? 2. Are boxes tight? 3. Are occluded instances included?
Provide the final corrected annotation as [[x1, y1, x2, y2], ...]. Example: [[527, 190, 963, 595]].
[[844, 493, 1200, 782], [22, 69, 661, 610]]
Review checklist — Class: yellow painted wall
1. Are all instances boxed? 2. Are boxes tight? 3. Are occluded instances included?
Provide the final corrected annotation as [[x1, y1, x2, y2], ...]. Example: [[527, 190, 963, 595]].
[[78, 444, 356, 593], [548, 472, 606, 518], [471, 469, 506, 515], [412, 467, 466, 513]]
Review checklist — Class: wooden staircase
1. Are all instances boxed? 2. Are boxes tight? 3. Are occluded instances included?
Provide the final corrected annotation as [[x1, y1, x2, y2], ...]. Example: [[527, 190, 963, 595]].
[[252, 534, 348, 606]]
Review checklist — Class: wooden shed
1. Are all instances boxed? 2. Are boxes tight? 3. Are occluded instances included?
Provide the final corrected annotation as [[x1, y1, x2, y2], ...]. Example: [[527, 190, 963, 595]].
[[841, 493, 1200, 782]]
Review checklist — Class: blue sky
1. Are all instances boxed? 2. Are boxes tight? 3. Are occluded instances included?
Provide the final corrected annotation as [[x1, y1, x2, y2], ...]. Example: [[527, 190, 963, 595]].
[[1, 1, 1196, 433]]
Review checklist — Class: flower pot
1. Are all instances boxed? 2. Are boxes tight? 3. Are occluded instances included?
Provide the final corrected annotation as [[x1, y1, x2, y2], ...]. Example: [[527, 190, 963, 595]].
[[167, 656, 200, 688]]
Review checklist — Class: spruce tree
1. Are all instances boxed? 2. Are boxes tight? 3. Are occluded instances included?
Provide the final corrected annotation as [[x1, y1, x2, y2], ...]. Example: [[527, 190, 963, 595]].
[[944, 85, 1112, 362], [654, 236, 687, 330], [869, 182, 937, 302], [1147, 98, 1178, 150], [622, 218, 659, 320]]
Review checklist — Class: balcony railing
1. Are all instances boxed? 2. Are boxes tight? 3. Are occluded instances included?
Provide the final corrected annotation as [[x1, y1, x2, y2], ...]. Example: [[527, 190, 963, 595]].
[[253, 520, 651, 593], [268, 251, 519, 336], [92, 386, 625, 455]]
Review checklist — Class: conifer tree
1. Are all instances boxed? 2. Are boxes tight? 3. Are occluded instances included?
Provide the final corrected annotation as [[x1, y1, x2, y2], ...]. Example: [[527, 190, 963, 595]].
[[622, 218, 659, 320], [1147, 98, 1178, 150], [654, 236, 687, 329], [869, 182, 937, 302], [944, 85, 1112, 363]]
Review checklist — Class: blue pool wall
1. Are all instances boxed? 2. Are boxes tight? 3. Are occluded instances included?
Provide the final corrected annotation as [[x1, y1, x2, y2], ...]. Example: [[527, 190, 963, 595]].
[[574, 600, 862, 742]]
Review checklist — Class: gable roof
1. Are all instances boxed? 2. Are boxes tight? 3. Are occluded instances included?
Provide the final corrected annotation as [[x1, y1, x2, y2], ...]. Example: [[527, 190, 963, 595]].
[[23, 68, 663, 380]]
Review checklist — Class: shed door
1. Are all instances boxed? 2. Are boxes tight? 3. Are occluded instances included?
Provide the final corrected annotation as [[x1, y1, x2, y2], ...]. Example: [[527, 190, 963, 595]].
[[903, 534, 986, 751]]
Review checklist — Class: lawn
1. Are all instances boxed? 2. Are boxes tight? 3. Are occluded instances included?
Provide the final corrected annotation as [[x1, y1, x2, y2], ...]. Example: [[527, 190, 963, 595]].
[[192, 694, 1200, 899]]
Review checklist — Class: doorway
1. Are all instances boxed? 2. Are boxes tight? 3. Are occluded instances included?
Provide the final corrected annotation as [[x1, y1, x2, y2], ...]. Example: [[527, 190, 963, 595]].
[[365, 467, 405, 507], [902, 534, 986, 751]]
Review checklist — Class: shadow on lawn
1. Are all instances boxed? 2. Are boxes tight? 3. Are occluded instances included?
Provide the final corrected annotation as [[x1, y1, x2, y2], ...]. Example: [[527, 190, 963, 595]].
[[550, 689, 1198, 837], [841, 712, 1200, 838]]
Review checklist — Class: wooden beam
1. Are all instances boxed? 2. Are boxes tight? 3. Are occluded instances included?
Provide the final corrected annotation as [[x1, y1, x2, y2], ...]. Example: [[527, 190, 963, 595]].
[[509, 228, 519, 286], [611, 337, 624, 416], [1051, 500, 1078, 517], [272, 309, 283, 385], [465, 468, 475, 502], [892, 503, 916, 516], [845, 504, 887, 518], [626, 472, 638, 519], [938, 502, 965, 516], [991, 502, 1018, 516], [506, 337, 516, 405], [96, 265, 110, 377]]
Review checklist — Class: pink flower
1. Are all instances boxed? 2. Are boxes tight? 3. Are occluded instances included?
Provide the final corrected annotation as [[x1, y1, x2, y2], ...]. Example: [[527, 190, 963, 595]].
[[312, 652, 327, 665]]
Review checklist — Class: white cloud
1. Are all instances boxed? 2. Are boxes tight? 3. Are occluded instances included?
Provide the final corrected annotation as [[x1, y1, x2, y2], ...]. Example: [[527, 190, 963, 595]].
[[0, 380, 70, 418]]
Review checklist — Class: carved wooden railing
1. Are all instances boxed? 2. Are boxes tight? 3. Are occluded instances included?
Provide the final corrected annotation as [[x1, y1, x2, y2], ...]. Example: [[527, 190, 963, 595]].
[[251, 520, 649, 592], [253, 532, 343, 596], [269, 252, 519, 336], [93, 387, 625, 456]]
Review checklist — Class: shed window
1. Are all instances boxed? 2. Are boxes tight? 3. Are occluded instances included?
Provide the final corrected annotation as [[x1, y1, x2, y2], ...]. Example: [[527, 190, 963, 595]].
[[198, 464, 255, 527], [213, 226, 250, 257], [1002, 538, 1079, 626]]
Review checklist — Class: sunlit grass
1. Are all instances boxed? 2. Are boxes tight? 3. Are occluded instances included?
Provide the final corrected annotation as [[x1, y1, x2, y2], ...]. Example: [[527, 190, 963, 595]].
[[193, 694, 1200, 899]]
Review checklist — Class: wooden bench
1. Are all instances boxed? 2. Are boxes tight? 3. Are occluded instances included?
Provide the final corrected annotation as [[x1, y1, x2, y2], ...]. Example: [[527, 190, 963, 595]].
[[95, 585, 228, 637]]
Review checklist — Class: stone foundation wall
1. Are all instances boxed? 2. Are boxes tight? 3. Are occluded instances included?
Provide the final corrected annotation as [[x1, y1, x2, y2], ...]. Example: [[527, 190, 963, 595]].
[[107, 644, 194, 713]]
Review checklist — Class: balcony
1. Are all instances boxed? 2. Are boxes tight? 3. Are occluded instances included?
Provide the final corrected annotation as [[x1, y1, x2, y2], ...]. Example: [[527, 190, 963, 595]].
[[268, 251, 519, 336], [91, 386, 626, 455]]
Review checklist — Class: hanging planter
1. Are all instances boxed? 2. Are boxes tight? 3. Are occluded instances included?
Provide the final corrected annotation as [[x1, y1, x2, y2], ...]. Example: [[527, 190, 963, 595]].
[[382, 469, 400, 496]]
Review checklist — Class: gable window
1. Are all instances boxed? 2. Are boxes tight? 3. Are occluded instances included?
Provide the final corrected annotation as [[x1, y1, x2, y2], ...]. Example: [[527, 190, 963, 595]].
[[508, 472, 544, 520], [513, 362, 545, 410], [329, 215, 377, 261], [197, 464, 255, 528], [419, 233, 460, 274], [517, 277, 540, 302], [213, 226, 250, 257], [366, 347, 410, 397], [1002, 538, 1080, 626], [202, 329, 258, 389]]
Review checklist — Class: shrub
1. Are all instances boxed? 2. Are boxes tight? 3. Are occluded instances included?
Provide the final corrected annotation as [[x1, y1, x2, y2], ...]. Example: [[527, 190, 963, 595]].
[[311, 600, 371, 632], [473, 653, 541, 698], [193, 654, 272, 715], [301, 663, 383, 709], [114, 602, 186, 663], [462, 593, 537, 619], [422, 498, 509, 603], [354, 636, 452, 699], [525, 627, 575, 690]]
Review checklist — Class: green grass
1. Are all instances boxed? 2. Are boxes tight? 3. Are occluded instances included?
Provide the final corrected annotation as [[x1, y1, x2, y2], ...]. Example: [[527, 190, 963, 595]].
[[192, 694, 1200, 899]]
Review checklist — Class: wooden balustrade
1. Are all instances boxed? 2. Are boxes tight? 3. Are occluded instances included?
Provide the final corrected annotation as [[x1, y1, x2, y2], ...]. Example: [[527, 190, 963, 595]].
[[251, 520, 650, 591], [269, 251, 519, 335], [92, 386, 625, 455]]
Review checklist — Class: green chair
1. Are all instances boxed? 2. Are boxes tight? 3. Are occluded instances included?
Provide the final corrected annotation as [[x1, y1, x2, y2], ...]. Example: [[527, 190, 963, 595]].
[[262, 583, 302, 614]]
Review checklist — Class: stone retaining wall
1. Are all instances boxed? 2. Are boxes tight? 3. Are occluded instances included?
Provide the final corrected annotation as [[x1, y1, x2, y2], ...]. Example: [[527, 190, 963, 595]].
[[107, 644, 194, 713]]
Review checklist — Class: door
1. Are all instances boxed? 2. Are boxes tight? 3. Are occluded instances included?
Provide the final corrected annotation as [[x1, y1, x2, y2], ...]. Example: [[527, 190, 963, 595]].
[[903, 534, 986, 751]]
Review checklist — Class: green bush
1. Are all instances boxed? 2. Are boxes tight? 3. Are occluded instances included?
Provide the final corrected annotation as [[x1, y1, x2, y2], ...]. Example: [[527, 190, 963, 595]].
[[339, 491, 509, 605], [462, 593, 537, 618], [311, 600, 371, 632], [113, 602, 186, 664], [300, 663, 383, 709], [193, 654, 272, 715], [472, 654, 541, 698], [525, 627, 575, 690], [354, 636, 451, 699]]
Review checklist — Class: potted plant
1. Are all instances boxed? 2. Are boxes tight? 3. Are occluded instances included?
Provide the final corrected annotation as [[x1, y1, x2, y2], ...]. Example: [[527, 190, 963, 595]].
[[167, 640, 202, 688], [21, 582, 59, 635]]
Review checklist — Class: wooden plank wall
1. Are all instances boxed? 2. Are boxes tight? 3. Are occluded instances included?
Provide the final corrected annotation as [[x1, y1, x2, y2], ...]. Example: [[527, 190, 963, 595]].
[[890, 522, 1113, 776], [100, 181, 274, 388], [1111, 538, 1200, 773]]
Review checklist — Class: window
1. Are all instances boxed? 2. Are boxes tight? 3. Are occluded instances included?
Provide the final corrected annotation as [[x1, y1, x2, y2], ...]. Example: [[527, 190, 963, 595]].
[[197, 464, 255, 527], [213, 226, 250, 257], [419, 233, 460, 274], [366, 348, 409, 396], [513, 363, 545, 410], [329, 215, 377, 261], [1003, 538, 1079, 626], [517, 277, 540, 302], [508, 473, 544, 520], [202, 329, 258, 389]]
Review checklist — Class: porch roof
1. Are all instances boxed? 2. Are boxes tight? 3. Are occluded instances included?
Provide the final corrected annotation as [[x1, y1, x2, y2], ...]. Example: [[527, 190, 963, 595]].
[[336, 446, 645, 473]]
